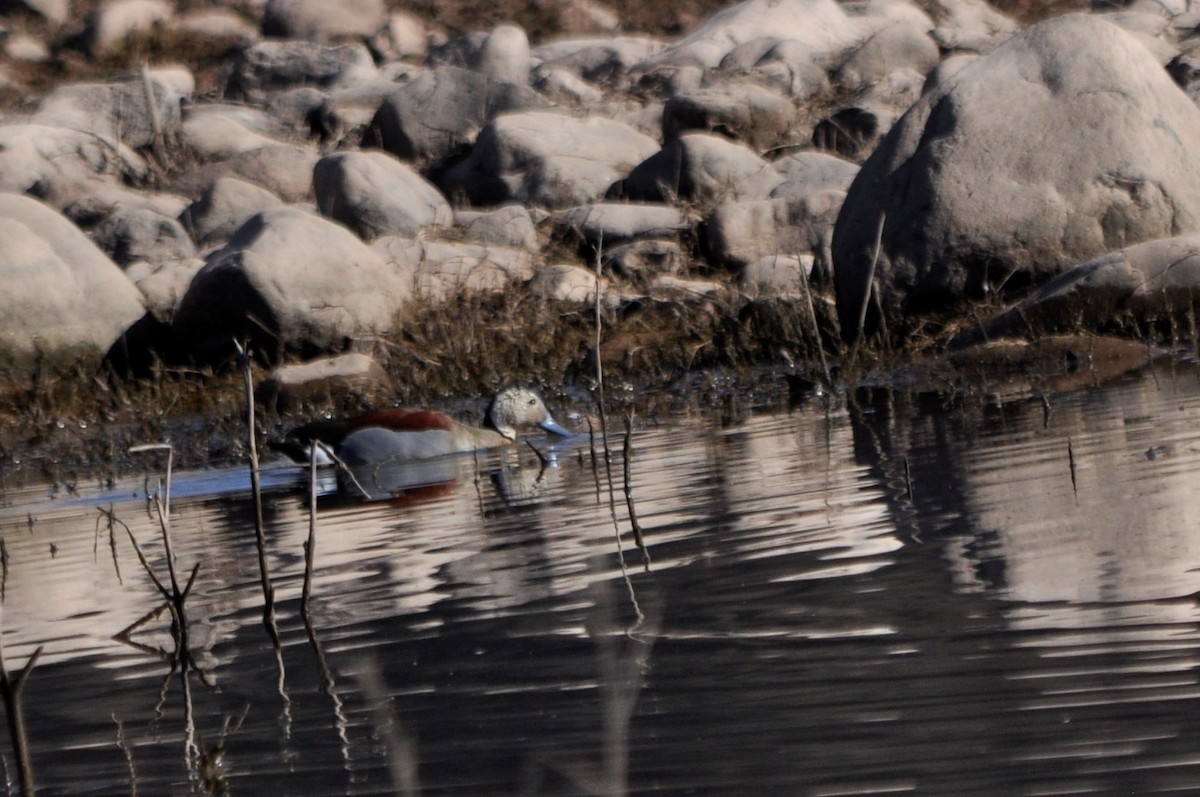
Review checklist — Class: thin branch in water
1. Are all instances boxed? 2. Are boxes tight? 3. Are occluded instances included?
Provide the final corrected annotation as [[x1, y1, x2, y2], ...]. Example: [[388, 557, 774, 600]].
[[302, 443, 318, 621], [113, 714, 138, 797], [0, 608, 42, 797], [797, 253, 832, 388], [848, 212, 886, 373], [622, 414, 650, 572], [234, 339, 281, 648]]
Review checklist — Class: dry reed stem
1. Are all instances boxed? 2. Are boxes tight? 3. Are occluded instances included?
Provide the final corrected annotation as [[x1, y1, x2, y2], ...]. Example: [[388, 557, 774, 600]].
[[235, 340, 280, 647], [849, 212, 886, 373], [0, 622, 42, 797], [622, 414, 650, 572]]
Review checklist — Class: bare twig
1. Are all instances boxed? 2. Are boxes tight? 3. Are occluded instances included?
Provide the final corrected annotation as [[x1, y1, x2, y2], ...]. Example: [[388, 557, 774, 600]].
[[0, 623, 42, 797], [848, 212, 886, 373], [622, 414, 650, 572]]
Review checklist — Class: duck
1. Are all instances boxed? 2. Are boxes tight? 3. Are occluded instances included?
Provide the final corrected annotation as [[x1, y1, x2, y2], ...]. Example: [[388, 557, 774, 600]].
[[275, 386, 573, 468]]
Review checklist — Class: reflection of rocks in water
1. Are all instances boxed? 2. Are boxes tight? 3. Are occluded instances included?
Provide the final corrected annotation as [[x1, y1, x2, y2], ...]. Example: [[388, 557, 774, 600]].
[[852, 360, 1200, 619]]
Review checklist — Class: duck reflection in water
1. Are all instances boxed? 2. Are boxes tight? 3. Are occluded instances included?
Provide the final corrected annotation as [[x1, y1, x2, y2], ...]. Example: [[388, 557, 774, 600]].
[[273, 386, 574, 502]]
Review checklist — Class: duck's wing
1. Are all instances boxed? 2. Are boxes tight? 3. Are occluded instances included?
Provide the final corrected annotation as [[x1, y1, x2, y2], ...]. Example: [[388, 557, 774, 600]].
[[346, 408, 455, 433]]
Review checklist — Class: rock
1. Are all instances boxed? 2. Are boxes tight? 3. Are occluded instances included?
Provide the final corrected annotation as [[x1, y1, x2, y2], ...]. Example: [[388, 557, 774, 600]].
[[739, 254, 815, 298], [532, 66, 604, 104], [556, 0, 620, 34], [649, 274, 723, 300], [365, 66, 545, 163], [126, 257, 205, 320], [13, 0, 67, 24], [812, 67, 924, 158], [965, 234, 1200, 341], [85, 0, 172, 56], [313, 150, 452, 240], [409, 241, 536, 302], [169, 9, 259, 45], [173, 207, 409, 362], [553, 203, 689, 248], [35, 75, 185, 150], [180, 105, 286, 159], [62, 188, 188, 229], [833, 20, 939, 93], [454, 206, 539, 251], [6, 34, 50, 62], [612, 133, 783, 203], [705, 190, 844, 269], [601, 239, 684, 281], [376, 11, 428, 61], [441, 111, 660, 208], [662, 82, 797, 151], [197, 143, 320, 203], [179, 177, 286, 248], [532, 37, 669, 83], [0, 193, 144, 363], [91, 207, 195, 267], [832, 14, 1200, 340], [770, 151, 858, 198], [257, 352, 391, 411], [651, 0, 862, 69], [717, 38, 832, 100], [527, 263, 603, 305], [0, 123, 146, 210], [262, 0, 386, 41], [478, 24, 530, 85], [928, 0, 1018, 52], [224, 40, 377, 104]]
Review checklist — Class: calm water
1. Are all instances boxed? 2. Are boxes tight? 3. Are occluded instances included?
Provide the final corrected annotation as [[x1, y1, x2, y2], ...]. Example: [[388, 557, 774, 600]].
[[4, 361, 1200, 795]]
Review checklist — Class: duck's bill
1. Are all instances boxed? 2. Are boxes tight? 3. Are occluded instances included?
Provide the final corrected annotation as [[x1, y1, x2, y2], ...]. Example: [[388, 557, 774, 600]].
[[540, 415, 574, 438]]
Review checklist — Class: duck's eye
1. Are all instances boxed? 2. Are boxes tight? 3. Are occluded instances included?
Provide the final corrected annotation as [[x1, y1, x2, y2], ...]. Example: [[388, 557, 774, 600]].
[[528, 398, 537, 406]]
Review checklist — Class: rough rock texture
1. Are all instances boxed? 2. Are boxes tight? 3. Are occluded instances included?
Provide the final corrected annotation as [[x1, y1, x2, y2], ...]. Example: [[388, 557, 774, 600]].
[[262, 0, 386, 41], [313, 150, 453, 240], [257, 352, 391, 411], [0, 193, 144, 361], [833, 13, 1200, 340], [173, 207, 409, 361], [613, 133, 783, 203], [179, 177, 286, 248], [965, 234, 1200, 341], [441, 111, 660, 207]]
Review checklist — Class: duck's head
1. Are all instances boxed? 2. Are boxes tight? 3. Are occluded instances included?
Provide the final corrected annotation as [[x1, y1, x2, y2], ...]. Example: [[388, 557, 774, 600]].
[[486, 387, 573, 441]]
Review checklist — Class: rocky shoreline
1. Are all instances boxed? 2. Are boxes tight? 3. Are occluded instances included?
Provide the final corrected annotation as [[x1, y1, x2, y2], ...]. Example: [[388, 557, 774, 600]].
[[1, 0, 1198, 476]]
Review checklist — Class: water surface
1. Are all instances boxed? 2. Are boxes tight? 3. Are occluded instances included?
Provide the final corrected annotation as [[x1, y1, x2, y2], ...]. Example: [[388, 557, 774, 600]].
[[4, 361, 1200, 795]]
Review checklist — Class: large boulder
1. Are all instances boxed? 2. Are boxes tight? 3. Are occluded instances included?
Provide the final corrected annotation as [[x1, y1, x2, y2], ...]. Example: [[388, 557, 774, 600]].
[[662, 82, 797, 151], [440, 111, 660, 208], [832, 14, 1200, 341], [172, 207, 409, 362], [179, 177, 285, 248], [313, 150, 452, 240], [650, 0, 862, 69], [35, 75, 186, 150], [964, 234, 1200, 342], [365, 66, 545, 163], [0, 193, 144, 363], [611, 133, 783, 203], [0, 123, 146, 209], [262, 0, 386, 41], [224, 40, 377, 104]]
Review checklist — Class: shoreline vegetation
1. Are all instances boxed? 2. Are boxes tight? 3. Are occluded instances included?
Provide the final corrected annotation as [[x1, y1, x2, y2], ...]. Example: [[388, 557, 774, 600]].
[[1, 0, 1186, 485]]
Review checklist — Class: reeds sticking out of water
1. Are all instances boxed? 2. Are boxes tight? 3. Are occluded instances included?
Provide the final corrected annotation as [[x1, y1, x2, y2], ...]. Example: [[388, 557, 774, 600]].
[[0, 630, 42, 797], [234, 340, 281, 648]]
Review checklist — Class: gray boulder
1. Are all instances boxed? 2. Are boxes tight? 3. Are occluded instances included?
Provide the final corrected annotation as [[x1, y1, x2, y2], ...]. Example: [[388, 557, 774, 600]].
[[652, 0, 861, 69], [126, 257, 205, 321], [478, 24, 531, 85], [0, 193, 144, 362], [454, 206, 539, 251], [0, 123, 146, 210], [532, 37, 668, 83], [365, 66, 545, 162], [173, 207, 409, 361], [662, 82, 797, 151], [740, 254, 815, 298], [528, 264, 603, 305], [91, 207, 196, 267], [408, 241, 536, 303], [553, 203, 689, 248], [313, 150, 452, 240], [180, 105, 287, 158], [441, 111, 660, 208], [174, 143, 319, 204], [612, 133, 783, 203], [35, 75, 185, 150], [84, 0, 171, 56], [965, 234, 1200, 341], [601, 239, 684, 281], [717, 38, 832, 100], [262, 0, 386, 41], [225, 40, 377, 104], [706, 190, 844, 270], [832, 14, 1200, 340], [257, 352, 391, 412], [179, 177, 286, 248], [770, 151, 858, 198], [833, 21, 939, 93]]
